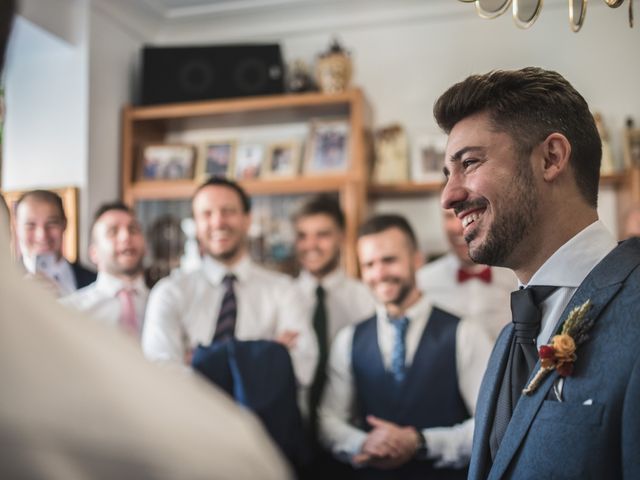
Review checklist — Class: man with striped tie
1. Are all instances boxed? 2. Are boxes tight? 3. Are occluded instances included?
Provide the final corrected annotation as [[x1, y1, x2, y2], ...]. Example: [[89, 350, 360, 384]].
[[142, 177, 317, 388], [319, 214, 491, 479]]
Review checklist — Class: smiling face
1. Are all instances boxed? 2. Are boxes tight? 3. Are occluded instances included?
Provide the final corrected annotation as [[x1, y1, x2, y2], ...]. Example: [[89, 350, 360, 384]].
[[90, 209, 146, 279], [192, 185, 251, 266], [15, 198, 66, 261], [357, 227, 421, 317], [441, 112, 540, 269], [295, 213, 343, 279]]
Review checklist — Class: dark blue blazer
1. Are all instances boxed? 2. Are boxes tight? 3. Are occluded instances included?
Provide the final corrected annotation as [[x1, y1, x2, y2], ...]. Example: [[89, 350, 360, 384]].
[[71, 261, 97, 289], [469, 238, 640, 479]]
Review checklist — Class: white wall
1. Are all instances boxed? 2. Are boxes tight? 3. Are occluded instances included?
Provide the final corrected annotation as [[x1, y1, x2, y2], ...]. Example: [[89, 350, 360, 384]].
[[2, 15, 88, 191], [85, 7, 144, 256]]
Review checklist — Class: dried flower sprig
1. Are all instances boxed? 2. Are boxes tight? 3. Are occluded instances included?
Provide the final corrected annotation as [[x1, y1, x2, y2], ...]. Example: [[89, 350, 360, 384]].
[[523, 299, 593, 395]]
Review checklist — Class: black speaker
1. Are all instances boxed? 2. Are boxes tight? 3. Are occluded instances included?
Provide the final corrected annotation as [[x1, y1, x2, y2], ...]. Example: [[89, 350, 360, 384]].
[[140, 44, 285, 105]]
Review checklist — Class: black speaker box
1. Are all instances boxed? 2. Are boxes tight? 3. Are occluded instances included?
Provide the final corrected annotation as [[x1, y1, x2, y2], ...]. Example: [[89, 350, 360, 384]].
[[140, 44, 285, 105]]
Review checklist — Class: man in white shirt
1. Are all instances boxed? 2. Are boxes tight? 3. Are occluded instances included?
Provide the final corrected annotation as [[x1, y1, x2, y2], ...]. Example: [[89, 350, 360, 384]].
[[417, 208, 517, 341], [142, 177, 317, 387], [291, 195, 375, 475], [14, 189, 96, 296], [62, 202, 148, 339], [436, 67, 640, 479], [319, 214, 492, 479]]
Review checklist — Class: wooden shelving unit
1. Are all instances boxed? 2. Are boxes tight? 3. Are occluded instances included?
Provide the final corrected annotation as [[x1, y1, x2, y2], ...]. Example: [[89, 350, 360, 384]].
[[121, 89, 373, 274]]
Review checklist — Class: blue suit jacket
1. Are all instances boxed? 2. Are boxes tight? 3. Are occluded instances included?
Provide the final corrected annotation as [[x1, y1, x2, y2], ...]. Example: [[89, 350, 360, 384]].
[[469, 238, 640, 479]]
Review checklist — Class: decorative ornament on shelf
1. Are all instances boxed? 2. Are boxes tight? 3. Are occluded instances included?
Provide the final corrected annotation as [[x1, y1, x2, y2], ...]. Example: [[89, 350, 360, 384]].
[[523, 299, 594, 395], [459, 0, 634, 32], [286, 59, 316, 93], [315, 38, 352, 94]]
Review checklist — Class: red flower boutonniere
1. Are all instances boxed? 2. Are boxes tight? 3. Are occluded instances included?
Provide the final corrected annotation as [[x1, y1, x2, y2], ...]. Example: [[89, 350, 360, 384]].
[[523, 299, 594, 395]]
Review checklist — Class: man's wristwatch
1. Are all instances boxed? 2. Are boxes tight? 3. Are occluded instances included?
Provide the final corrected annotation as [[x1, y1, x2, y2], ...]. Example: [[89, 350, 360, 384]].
[[414, 429, 428, 460]]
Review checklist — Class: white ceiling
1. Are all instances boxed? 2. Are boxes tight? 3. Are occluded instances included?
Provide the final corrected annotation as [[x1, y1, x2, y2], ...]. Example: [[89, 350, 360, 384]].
[[134, 0, 317, 19]]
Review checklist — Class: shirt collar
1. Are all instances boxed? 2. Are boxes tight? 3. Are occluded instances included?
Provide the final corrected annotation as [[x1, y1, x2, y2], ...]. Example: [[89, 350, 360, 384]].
[[297, 267, 345, 293], [525, 220, 617, 288], [375, 291, 432, 324], [202, 253, 251, 286], [95, 271, 147, 296]]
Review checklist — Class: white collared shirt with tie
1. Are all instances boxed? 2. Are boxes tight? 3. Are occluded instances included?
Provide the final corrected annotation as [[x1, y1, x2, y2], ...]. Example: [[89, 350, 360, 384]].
[[293, 268, 376, 342], [60, 272, 149, 337], [142, 254, 318, 386]]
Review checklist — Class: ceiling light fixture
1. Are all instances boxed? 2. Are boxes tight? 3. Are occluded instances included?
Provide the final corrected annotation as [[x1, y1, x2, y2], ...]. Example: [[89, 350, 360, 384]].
[[458, 0, 634, 32]]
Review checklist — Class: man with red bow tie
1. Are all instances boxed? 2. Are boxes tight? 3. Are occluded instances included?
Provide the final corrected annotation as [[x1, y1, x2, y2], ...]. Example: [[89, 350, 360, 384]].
[[417, 209, 517, 341]]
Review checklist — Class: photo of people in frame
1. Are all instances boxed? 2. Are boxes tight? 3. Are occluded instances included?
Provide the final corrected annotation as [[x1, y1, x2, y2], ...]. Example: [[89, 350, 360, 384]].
[[306, 120, 349, 174], [141, 144, 196, 181], [203, 141, 235, 178]]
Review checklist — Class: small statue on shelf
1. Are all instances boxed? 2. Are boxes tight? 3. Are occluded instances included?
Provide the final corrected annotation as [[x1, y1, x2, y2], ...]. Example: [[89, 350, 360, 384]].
[[315, 38, 352, 94]]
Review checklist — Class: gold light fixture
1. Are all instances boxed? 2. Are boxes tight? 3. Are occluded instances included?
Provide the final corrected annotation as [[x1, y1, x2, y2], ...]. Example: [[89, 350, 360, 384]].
[[458, 0, 634, 32]]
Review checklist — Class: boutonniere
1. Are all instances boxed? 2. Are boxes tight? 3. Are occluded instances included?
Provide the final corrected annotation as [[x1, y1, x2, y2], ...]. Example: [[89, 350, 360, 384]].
[[523, 299, 594, 395]]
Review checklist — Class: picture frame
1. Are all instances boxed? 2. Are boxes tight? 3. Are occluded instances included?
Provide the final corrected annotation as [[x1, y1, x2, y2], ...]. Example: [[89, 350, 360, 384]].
[[305, 119, 350, 174], [372, 124, 410, 184], [234, 144, 265, 180], [623, 127, 640, 169], [2, 186, 79, 262], [139, 144, 196, 181], [199, 141, 236, 180], [411, 133, 448, 183], [263, 141, 301, 178]]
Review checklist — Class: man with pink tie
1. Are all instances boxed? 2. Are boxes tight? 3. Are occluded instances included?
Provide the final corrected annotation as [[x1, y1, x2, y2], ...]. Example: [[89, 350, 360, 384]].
[[62, 202, 148, 339]]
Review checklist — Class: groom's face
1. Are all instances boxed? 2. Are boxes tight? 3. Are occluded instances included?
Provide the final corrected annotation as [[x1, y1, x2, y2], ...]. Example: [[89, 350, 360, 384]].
[[441, 111, 540, 270]]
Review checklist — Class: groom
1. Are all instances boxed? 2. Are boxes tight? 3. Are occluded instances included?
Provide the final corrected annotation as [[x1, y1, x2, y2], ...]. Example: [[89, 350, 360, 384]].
[[436, 67, 640, 479]]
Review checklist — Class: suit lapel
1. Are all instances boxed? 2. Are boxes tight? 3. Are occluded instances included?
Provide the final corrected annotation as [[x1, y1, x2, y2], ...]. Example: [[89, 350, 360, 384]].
[[489, 239, 640, 479], [468, 325, 512, 480]]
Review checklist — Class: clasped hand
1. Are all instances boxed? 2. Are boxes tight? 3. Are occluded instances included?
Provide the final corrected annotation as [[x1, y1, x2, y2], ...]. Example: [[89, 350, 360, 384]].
[[352, 415, 420, 469]]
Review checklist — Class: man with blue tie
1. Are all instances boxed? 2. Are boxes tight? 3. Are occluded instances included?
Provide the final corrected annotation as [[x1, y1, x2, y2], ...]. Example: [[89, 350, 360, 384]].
[[437, 67, 640, 479], [319, 214, 491, 479]]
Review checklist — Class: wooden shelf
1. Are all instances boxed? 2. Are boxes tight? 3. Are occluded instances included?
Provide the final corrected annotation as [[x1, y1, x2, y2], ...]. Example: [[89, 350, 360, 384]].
[[121, 89, 372, 275], [369, 172, 625, 197], [600, 172, 626, 187], [126, 89, 364, 121], [369, 181, 443, 197], [129, 175, 356, 201]]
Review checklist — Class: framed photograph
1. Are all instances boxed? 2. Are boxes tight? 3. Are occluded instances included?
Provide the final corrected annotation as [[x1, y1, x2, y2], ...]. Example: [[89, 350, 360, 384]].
[[200, 141, 236, 179], [234, 144, 265, 180], [263, 141, 301, 178], [305, 119, 350, 174], [139, 144, 196, 181], [2, 186, 78, 262], [372, 124, 409, 184], [411, 133, 448, 183], [624, 127, 640, 169]]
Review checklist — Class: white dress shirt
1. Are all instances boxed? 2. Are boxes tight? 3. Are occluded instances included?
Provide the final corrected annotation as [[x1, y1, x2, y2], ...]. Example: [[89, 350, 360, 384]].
[[293, 268, 376, 341], [22, 255, 77, 297], [417, 253, 517, 341], [60, 272, 149, 336], [319, 294, 493, 468], [521, 220, 617, 348], [142, 254, 318, 386]]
